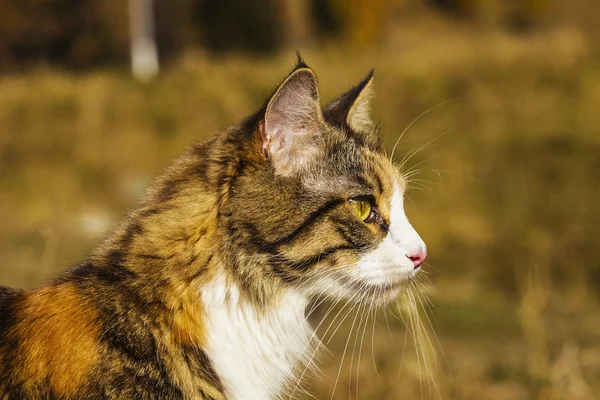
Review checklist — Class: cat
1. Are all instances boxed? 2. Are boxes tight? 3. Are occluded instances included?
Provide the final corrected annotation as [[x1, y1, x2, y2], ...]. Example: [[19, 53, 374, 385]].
[[0, 55, 426, 400]]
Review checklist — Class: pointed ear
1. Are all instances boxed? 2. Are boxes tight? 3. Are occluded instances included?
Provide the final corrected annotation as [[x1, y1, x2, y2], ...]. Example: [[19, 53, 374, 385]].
[[260, 67, 324, 176], [324, 71, 378, 144]]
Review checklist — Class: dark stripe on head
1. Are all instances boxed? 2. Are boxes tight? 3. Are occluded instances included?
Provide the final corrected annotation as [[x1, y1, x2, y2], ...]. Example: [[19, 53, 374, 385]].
[[353, 174, 372, 192], [270, 264, 301, 284], [255, 198, 346, 253], [372, 173, 384, 195], [280, 245, 356, 272], [335, 226, 364, 249]]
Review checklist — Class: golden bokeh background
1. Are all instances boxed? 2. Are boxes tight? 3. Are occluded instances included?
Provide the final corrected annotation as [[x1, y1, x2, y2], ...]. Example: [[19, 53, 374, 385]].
[[1, 1, 599, 398]]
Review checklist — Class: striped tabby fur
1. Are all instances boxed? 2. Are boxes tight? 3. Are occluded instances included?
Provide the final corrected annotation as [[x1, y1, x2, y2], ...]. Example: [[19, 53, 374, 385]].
[[0, 56, 426, 399]]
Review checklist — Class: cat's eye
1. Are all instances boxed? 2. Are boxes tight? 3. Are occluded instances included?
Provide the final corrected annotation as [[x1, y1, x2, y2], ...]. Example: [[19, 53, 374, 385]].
[[349, 199, 372, 222]]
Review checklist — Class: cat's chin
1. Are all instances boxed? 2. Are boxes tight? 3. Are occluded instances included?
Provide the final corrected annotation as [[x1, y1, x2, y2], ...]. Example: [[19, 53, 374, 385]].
[[301, 271, 414, 307], [359, 279, 405, 305], [328, 275, 410, 306]]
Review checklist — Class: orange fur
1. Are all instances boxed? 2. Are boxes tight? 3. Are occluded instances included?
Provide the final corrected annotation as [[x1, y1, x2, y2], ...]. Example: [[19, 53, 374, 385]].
[[15, 284, 100, 396]]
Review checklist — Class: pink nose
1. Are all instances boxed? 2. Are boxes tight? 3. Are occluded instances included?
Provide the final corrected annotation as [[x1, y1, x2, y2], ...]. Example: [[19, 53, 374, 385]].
[[407, 248, 427, 269]]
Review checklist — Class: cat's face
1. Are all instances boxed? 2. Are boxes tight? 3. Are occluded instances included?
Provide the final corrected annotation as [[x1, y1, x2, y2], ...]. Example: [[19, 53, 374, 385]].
[[292, 142, 427, 306], [229, 62, 426, 305]]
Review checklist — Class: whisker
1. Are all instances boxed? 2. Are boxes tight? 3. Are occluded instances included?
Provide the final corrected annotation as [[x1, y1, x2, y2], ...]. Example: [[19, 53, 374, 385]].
[[432, 169, 480, 182], [355, 294, 376, 400], [395, 125, 458, 171], [370, 294, 380, 377], [330, 298, 364, 400], [390, 99, 464, 161]]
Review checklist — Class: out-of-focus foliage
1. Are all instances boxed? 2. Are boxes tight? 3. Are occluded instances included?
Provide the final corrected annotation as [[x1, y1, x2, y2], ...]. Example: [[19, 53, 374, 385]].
[[3, 0, 595, 70], [317, 0, 391, 46], [430, 0, 550, 28], [0, 0, 128, 69], [196, 0, 284, 52]]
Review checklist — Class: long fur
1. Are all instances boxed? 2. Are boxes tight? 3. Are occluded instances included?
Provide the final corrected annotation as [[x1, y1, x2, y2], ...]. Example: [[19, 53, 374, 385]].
[[0, 59, 426, 399]]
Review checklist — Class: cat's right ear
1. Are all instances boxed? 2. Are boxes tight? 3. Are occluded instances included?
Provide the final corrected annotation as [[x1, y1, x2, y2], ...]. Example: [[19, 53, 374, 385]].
[[260, 67, 324, 177]]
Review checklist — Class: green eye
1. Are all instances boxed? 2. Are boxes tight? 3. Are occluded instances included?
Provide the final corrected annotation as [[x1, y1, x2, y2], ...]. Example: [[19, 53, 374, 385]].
[[349, 199, 372, 221]]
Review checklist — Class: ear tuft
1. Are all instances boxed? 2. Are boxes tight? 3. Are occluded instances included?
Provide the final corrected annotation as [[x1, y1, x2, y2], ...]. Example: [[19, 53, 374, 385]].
[[294, 50, 309, 71], [262, 67, 324, 176]]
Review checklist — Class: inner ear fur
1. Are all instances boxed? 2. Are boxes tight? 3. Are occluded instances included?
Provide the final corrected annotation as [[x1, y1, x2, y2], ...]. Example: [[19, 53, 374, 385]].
[[323, 70, 380, 148], [261, 66, 325, 177]]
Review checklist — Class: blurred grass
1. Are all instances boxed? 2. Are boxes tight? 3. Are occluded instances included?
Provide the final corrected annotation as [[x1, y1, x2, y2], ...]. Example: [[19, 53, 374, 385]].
[[1, 10, 600, 400]]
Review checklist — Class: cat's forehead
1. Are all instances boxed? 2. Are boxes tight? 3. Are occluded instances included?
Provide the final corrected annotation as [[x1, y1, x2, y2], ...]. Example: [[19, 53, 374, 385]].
[[305, 138, 404, 200]]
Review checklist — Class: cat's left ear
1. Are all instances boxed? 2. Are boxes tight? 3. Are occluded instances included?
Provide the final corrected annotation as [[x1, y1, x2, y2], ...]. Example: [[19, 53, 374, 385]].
[[324, 70, 379, 147]]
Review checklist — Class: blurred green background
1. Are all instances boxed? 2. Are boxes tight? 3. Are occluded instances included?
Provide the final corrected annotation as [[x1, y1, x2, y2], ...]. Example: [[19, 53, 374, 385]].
[[1, 0, 599, 399]]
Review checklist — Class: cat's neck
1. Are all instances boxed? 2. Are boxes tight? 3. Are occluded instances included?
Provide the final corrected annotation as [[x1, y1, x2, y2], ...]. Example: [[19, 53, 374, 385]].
[[85, 138, 320, 398], [200, 271, 315, 400]]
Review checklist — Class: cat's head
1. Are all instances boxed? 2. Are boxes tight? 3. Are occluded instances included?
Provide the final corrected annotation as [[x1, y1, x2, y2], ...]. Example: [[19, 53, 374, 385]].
[[226, 58, 426, 305]]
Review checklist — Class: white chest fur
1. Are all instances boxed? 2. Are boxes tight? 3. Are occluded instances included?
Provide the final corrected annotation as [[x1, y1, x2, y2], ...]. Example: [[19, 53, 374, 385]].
[[201, 274, 313, 400]]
